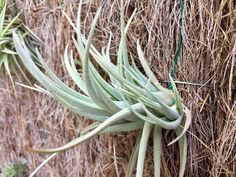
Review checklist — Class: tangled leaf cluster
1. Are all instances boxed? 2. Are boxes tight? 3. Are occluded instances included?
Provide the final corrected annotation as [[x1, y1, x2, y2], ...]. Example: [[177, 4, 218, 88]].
[[1, 163, 27, 177], [0, 0, 40, 89], [13, 0, 191, 176]]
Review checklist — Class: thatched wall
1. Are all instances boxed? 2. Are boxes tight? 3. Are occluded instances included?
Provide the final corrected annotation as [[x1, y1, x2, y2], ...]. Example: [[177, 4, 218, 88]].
[[0, 0, 235, 176]]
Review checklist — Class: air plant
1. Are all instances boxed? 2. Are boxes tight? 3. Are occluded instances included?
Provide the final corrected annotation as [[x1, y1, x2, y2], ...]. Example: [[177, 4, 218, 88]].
[[13, 0, 191, 176], [0, 0, 40, 90], [1, 163, 27, 177]]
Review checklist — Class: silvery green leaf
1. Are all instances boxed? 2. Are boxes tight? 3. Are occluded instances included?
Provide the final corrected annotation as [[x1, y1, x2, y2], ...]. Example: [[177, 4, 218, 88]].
[[170, 75, 183, 115], [64, 45, 87, 94], [137, 41, 170, 95], [142, 105, 182, 129], [126, 132, 141, 177], [168, 107, 191, 145], [101, 120, 144, 133], [125, 8, 137, 34], [1, 11, 21, 36], [2, 48, 17, 54], [153, 126, 162, 177], [130, 103, 182, 129], [13, 33, 111, 120], [35, 49, 92, 102], [0, 1, 6, 33], [176, 128, 187, 177], [136, 122, 153, 177], [82, 6, 114, 112]]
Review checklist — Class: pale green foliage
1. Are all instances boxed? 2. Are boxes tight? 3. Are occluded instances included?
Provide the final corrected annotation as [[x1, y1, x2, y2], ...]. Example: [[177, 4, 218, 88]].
[[1, 163, 27, 177], [0, 0, 40, 90], [13, 0, 191, 176]]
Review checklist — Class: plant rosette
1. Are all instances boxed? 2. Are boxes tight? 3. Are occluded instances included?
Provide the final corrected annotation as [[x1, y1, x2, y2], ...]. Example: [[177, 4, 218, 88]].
[[13, 0, 191, 177], [0, 0, 41, 91]]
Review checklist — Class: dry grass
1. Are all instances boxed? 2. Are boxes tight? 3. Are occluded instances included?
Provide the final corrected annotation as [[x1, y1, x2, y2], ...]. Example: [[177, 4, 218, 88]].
[[0, 0, 235, 176]]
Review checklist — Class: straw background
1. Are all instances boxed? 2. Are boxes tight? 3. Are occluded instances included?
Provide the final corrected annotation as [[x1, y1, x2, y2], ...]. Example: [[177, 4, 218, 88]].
[[0, 0, 235, 176]]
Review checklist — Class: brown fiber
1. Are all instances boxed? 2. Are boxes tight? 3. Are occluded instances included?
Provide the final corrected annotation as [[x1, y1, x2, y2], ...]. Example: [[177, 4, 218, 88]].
[[0, 0, 235, 176]]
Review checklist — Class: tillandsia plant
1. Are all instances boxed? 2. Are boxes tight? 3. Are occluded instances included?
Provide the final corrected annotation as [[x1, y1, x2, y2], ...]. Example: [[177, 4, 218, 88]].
[[1, 163, 27, 177], [13, 0, 191, 176], [0, 0, 40, 90]]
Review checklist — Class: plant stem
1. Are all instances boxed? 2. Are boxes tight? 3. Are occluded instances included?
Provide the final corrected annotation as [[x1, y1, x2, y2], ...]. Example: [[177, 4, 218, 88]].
[[136, 122, 153, 177], [153, 125, 162, 177], [126, 131, 142, 177]]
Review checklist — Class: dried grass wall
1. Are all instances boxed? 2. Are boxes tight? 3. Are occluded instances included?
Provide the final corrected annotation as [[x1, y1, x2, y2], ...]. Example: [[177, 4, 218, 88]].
[[0, 0, 235, 177]]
